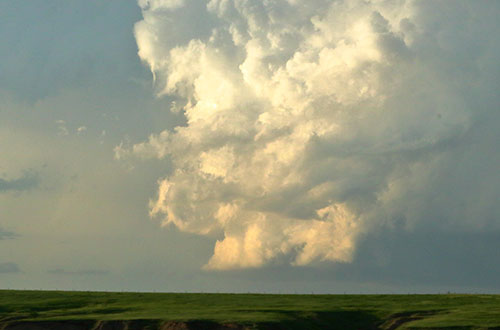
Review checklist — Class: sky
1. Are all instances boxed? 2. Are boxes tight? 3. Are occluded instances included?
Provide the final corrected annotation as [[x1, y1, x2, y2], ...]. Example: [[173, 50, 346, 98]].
[[0, 0, 499, 294]]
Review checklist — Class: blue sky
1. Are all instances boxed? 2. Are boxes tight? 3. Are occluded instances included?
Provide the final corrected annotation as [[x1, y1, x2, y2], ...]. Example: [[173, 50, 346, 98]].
[[0, 0, 499, 293]]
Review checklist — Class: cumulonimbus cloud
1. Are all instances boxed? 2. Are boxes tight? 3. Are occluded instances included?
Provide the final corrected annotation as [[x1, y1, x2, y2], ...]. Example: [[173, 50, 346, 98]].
[[121, 0, 500, 270]]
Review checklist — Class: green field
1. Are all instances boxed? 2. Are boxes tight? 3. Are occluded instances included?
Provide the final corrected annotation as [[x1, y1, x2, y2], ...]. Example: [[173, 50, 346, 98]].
[[0, 290, 499, 329]]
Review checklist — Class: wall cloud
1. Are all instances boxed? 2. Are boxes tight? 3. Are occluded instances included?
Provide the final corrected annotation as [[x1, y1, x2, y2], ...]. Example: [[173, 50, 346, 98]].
[[125, 0, 500, 270]]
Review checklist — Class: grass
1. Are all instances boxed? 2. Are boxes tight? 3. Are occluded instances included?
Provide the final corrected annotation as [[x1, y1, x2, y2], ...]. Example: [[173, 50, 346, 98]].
[[0, 290, 499, 329]]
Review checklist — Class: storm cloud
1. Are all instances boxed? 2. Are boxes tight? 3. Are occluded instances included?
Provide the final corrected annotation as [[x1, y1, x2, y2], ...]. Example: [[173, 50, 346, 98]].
[[118, 0, 500, 271]]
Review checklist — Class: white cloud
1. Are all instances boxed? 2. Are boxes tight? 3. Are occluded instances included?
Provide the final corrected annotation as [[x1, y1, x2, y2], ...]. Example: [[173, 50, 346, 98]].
[[138, 0, 185, 11], [128, 0, 500, 270], [56, 120, 69, 136], [77, 126, 87, 135]]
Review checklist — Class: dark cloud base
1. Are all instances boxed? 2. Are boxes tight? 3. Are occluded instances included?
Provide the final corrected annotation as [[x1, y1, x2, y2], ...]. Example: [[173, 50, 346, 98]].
[[339, 228, 500, 288], [208, 229, 500, 292]]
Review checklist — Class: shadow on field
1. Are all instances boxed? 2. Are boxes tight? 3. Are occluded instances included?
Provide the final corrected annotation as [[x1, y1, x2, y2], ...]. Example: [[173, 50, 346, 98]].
[[21, 301, 89, 313], [62, 307, 132, 316], [0, 311, 380, 330], [254, 310, 379, 330]]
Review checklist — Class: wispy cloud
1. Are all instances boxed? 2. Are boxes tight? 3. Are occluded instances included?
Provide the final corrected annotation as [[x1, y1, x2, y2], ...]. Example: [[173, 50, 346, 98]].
[[0, 228, 19, 240], [0, 172, 39, 193], [48, 268, 109, 276], [0, 262, 20, 274]]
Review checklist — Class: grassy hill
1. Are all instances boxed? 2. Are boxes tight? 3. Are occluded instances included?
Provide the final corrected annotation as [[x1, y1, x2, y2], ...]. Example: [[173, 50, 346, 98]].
[[0, 290, 499, 329]]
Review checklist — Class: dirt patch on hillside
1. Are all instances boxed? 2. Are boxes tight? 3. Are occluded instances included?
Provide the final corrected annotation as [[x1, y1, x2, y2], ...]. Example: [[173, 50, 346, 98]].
[[378, 310, 440, 330]]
